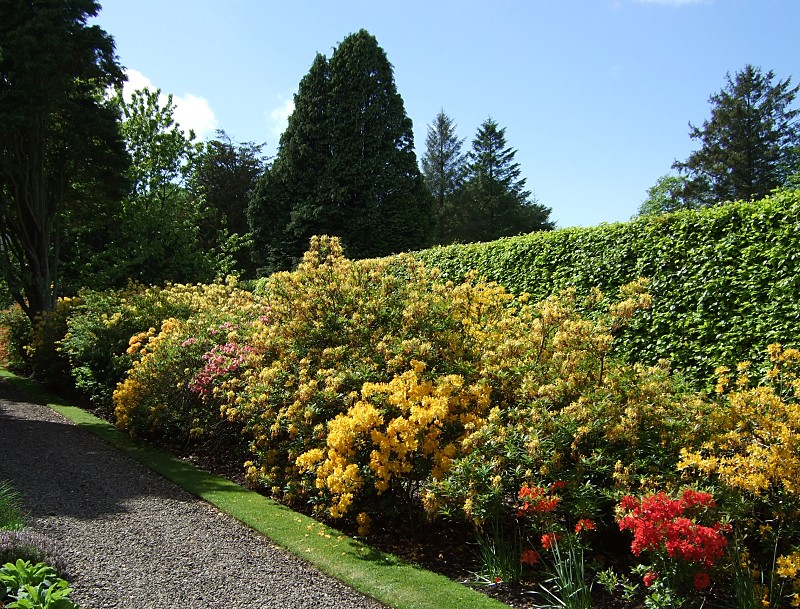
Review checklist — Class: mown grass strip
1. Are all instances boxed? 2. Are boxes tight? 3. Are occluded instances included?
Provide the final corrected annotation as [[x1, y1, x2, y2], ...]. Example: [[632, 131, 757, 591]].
[[0, 369, 510, 609]]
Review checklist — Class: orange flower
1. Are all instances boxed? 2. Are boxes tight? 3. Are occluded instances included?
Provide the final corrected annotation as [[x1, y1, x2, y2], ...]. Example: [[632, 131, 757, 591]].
[[574, 518, 596, 533], [541, 533, 560, 550]]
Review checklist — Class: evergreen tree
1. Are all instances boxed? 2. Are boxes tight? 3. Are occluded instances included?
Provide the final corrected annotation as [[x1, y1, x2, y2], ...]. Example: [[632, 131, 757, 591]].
[[248, 30, 433, 271], [421, 110, 467, 241], [449, 118, 552, 242], [674, 65, 800, 205], [249, 52, 331, 273]]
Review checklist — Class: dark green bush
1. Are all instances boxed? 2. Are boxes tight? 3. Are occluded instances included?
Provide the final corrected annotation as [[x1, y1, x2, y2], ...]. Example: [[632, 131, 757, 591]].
[[0, 306, 32, 374]]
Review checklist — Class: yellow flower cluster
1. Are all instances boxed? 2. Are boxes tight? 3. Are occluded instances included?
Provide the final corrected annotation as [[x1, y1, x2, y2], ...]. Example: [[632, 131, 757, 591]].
[[679, 344, 800, 496], [295, 363, 490, 516]]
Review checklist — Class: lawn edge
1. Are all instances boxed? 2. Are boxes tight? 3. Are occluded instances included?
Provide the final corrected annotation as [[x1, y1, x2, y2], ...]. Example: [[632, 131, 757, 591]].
[[0, 369, 511, 609]]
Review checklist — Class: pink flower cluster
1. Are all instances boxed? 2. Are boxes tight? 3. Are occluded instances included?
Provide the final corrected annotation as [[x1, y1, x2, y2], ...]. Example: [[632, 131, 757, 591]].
[[190, 342, 252, 396]]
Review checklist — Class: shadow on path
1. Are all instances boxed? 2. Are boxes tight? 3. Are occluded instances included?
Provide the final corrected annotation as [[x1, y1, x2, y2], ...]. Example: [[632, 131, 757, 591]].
[[0, 377, 229, 521]]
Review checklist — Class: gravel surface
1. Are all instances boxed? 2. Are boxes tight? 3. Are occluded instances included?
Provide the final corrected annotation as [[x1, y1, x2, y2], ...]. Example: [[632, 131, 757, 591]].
[[0, 379, 387, 609]]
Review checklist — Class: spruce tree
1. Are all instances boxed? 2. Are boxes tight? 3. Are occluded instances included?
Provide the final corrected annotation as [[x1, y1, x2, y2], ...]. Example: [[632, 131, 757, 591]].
[[450, 118, 552, 242], [674, 65, 800, 204], [421, 110, 467, 241]]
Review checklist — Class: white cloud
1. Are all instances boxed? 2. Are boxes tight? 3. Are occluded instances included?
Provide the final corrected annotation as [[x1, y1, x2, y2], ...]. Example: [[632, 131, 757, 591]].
[[172, 93, 218, 140], [121, 69, 218, 140], [268, 97, 295, 142]]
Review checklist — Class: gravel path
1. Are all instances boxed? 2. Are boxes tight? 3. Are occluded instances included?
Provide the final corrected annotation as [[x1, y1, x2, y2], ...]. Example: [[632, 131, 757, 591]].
[[0, 379, 387, 609]]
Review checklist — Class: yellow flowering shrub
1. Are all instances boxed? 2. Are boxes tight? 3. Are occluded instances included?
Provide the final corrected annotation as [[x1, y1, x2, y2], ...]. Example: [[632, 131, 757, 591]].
[[27, 296, 80, 385], [679, 344, 800, 497], [219, 236, 539, 518], [112, 279, 262, 452], [429, 281, 705, 526]]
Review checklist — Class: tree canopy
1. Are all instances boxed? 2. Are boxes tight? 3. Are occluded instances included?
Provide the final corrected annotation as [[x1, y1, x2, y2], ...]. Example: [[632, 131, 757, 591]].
[[636, 173, 698, 218], [0, 0, 127, 320], [191, 130, 265, 277], [248, 30, 433, 273], [674, 64, 800, 205]]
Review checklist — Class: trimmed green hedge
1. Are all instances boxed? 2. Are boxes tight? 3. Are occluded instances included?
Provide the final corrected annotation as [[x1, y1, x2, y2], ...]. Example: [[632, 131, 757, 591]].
[[416, 189, 800, 389]]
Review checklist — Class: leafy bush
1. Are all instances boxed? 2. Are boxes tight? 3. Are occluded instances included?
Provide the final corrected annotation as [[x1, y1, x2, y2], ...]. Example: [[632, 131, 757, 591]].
[[58, 283, 199, 414], [0, 306, 32, 374], [417, 189, 800, 390], [26, 299, 78, 389], [0, 560, 80, 609]]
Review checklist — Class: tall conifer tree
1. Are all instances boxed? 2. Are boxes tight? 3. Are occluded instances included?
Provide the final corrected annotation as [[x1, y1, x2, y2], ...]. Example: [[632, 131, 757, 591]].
[[248, 30, 433, 272], [448, 118, 552, 242], [674, 65, 800, 204], [421, 110, 466, 241]]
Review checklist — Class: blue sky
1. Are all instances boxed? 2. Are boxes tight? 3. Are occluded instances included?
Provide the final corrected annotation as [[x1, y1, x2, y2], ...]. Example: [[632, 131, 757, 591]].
[[92, 0, 799, 229]]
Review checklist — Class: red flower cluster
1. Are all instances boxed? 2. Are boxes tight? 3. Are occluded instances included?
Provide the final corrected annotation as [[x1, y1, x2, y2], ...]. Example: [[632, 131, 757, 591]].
[[541, 532, 561, 550], [618, 489, 728, 567], [693, 571, 711, 590], [520, 548, 539, 565], [574, 518, 596, 533], [518, 484, 560, 516]]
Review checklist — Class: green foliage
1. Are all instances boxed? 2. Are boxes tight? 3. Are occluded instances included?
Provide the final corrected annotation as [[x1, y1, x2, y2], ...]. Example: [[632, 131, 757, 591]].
[[636, 173, 699, 217], [191, 130, 265, 277], [674, 65, 800, 205], [0, 306, 32, 373], [26, 299, 78, 389], [248, 30, 434, 273], [110, 281, 259, 456], [91, 86, 219, 288], [536, 536, 592, 609], [0, 560, 80, 609], [442, 117, 553, 242], [0, 482, 26, 532], [417, 189, 800, 389], [421, 110, 468, 241], [0, 0, 127, 320], [58, 284, 196, 414]]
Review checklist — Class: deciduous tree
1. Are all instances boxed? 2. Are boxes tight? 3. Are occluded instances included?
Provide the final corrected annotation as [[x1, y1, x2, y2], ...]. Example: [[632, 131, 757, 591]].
[[636, 173, 699, 217], [191, 130, 265, 277], [0, 0, 127, 320]]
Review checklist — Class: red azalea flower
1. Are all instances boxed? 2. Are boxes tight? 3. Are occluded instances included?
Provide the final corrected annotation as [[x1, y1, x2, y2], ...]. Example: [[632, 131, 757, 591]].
[[574, 518, 596, 533], [541, 533, 560, 550], [520, 549, 539, 565], [693, 571, 711, 590], [643, 571, 658, 587]]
